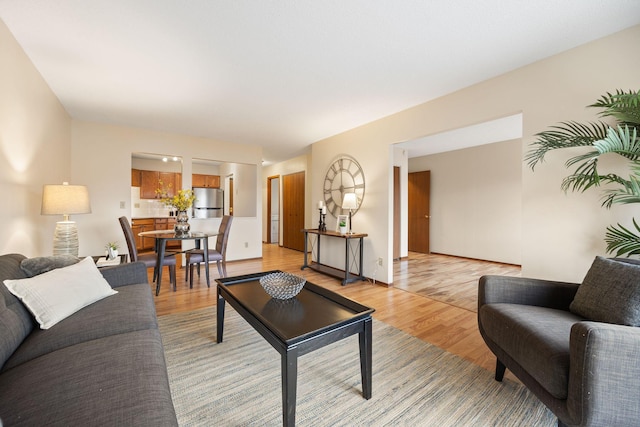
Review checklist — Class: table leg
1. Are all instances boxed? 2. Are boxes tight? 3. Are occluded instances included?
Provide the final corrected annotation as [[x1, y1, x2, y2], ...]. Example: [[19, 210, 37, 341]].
[[203, 237, 210, 287], [359, 317, 373, 399], [358, 237, 365, 281], [282, 346, 298, 427], [216, 291, 225, 343], [301, 231, 309, 270], [156, 239, 167, 296], [343, 238, 350, 285]]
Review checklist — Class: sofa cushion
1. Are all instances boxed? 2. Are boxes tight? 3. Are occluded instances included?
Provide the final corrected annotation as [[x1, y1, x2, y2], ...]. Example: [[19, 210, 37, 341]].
[[2, 283, 156, 371], [4, 257, 117, 329], [20, 254, 80, 277], [479, 303, 583, 399], [570, 256, 640, 326], [0, 254, 34, 370], [0, 329, 178, 426]]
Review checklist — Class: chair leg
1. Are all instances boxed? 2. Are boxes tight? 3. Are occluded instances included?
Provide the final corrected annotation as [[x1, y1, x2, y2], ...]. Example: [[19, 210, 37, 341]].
[[189, 264, 194, 288], [155, 273, 161, 296], [495, 359, 506, 382], [185, 260, 189, 282], [197, 263, 201, 278], [217, 260, 224, 277], [170, 265, 176, 291]]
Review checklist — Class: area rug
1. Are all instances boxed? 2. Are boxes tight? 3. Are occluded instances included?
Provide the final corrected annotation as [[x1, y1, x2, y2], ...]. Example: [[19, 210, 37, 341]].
[[158, 307, 555, 426]]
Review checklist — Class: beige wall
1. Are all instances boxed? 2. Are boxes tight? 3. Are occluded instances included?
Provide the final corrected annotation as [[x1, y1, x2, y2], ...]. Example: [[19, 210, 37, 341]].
[[71, 121, 263, 260], [310, 25, 640, 283], [409, 139, 522, 264], [0, 20, 71, 256]]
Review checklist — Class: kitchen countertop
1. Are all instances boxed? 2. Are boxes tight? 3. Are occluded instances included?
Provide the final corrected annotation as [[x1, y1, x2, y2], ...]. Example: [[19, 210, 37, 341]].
[[132, 216, 176, 219], [132, 216, 215, 220]]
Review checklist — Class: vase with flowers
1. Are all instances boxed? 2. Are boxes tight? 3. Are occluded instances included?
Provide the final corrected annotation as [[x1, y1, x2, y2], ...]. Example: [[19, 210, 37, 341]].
[[156, 182, 196, 235]]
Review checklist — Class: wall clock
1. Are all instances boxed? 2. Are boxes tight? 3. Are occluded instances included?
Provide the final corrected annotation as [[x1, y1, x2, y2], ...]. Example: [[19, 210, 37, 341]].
[[323, 156, 365, 217]]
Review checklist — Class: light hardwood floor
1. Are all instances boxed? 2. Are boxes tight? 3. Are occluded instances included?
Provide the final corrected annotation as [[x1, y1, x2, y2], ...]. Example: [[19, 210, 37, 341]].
[[393, 251, 521, 312], [150, 244, 518, 380]]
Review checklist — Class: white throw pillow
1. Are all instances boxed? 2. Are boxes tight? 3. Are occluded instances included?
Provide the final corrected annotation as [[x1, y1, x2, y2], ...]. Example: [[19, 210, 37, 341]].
[[4, 256, 118, 329]]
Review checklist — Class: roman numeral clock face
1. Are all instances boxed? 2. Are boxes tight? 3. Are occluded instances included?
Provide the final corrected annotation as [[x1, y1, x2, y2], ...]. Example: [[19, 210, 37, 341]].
[[323, 156, 365, 217]]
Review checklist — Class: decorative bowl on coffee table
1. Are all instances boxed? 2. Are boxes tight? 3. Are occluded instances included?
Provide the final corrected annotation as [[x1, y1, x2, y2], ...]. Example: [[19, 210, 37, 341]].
[[259, 272, 306, 299]]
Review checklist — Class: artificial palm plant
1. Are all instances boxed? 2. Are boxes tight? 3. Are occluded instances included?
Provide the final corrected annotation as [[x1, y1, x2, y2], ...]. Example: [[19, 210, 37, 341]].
[[525, 89, 640, 256]]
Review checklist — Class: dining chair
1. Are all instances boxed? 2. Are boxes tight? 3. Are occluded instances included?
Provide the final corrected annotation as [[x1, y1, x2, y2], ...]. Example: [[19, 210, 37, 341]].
[[118, 216, 176, 295], [185, 215, 233, 288]]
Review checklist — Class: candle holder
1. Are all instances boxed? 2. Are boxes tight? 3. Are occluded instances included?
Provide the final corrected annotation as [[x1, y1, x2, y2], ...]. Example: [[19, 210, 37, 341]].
[[321, 213, 327, 232], [318, 208, 325, 231]]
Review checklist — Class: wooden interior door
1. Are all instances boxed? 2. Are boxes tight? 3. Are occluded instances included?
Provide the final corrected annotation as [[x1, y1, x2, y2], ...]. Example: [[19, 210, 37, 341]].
[[408, 170, 430, 253], [282, 171, 305, 252], [393, 166, 401, 260]]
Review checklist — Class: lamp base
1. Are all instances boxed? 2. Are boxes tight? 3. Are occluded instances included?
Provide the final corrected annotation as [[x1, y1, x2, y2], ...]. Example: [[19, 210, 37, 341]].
[[53, 220, 79, 256]]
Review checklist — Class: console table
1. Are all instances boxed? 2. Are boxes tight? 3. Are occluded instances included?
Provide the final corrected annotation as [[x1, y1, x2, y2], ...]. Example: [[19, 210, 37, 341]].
[[301, 229, 368, 285]]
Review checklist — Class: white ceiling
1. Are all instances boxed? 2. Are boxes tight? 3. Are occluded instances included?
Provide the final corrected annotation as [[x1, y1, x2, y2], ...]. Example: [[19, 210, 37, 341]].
[[2, 1, 640, 164]]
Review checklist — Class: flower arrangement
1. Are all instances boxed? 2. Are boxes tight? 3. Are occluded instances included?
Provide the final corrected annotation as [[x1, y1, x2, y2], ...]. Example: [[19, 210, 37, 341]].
[[161, 189, 196, 211], [156, 180, 196, 211]]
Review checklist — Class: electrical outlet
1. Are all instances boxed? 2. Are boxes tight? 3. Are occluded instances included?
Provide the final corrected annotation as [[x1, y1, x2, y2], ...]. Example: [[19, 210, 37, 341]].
[[120, 201, 126, 209], [377, 257, 383, 266], [244, 242, 248, 248]]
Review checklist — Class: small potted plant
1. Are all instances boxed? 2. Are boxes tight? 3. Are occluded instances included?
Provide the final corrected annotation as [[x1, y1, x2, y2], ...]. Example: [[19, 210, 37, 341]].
[[105, 242, 119, 260], [339, 219, 347, 235]]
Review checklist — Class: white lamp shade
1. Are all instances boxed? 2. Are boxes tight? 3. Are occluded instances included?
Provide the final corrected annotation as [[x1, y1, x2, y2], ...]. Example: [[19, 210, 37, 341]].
[[41, 183, 91, 256], [342, 192, 358, 210], [41, 183, 91, 216]]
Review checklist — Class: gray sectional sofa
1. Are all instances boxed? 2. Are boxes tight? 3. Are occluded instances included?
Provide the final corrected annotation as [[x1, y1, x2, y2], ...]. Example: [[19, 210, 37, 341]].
[[0, 253, 178, 426], [478, 256, 640, 427]]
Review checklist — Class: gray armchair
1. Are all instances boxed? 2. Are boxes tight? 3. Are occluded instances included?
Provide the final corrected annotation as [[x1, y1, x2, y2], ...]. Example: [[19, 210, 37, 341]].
[[478, 258, 640, 427]]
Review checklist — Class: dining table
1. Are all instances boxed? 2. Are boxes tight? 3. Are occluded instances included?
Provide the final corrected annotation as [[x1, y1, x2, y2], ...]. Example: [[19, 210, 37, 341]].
[[137, 230, 215, 291]]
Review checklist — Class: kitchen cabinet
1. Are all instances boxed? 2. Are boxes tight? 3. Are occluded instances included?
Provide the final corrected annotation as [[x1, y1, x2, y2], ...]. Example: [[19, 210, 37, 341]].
[[132, 218, 181, 252], [131, 169, 142, 187], [131, 218, 155, 252], [159, 172, 181, 196], [139, 171, 182, 199], [155, 218, 181, 249], [140, 171, 160, 199], [192, 174, 220, 188]]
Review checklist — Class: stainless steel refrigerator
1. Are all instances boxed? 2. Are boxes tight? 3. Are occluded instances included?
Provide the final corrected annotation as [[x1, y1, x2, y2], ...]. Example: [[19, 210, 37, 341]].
[[192, 188, 224, 218]]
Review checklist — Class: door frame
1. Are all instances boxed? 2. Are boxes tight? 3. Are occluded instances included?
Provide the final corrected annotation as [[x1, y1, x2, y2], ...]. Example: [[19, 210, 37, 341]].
[[266, 175, 280, 244]]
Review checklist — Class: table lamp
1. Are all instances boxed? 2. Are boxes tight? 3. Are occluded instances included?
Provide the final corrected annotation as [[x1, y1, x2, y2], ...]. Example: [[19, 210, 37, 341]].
[[41, 182, 91, 256], [341, 192, 358, 234]]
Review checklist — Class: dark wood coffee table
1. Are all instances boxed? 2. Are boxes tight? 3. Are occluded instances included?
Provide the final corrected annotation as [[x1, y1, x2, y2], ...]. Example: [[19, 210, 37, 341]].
[[216, 271, 375, 427]]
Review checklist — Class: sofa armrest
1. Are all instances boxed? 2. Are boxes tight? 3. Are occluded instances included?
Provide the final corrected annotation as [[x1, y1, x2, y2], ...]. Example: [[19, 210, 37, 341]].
[[567, 321, 640, 426], [99, 262, 148, 288], [478, 275, 579, 311]]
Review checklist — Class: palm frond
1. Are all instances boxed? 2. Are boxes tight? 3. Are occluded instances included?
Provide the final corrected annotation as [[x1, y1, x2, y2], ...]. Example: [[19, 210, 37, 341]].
[[590, 90, 640, 125], [605, 218, 640, 256], [601, 175, 640, 208], [560, 157, 601, 192], [593, 125, 640, 160], [525, 121, 610, 170]]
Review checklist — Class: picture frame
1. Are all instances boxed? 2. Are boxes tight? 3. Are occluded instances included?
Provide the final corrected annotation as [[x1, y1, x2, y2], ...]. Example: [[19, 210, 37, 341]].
[[335, 215, 349, 232]]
